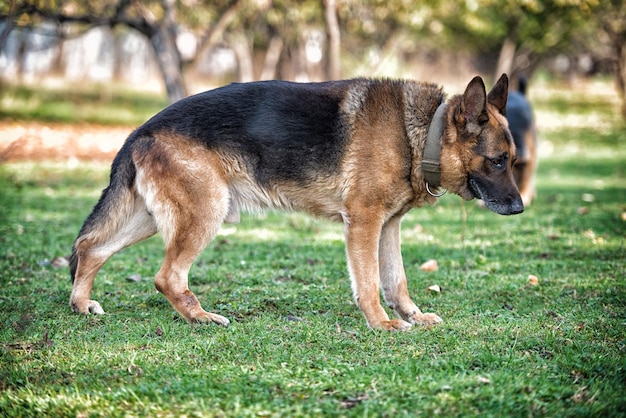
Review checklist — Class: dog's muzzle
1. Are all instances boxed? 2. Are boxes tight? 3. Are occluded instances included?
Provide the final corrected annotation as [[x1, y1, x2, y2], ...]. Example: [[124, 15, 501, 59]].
[[469, 178, 524, 215]]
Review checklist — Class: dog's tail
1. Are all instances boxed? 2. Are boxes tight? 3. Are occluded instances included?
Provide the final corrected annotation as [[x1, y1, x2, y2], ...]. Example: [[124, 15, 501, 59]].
[[70, 140, 137, 282]]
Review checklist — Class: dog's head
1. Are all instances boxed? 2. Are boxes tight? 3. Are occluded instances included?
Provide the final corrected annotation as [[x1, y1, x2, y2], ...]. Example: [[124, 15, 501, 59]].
[[440, 74, 524, 215]]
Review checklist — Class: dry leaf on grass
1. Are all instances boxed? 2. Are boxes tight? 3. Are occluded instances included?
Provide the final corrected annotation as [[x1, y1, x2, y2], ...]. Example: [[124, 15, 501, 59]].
[[427, 284, 441, 293], [126, 274, 142, 282], [340, 394, 369, 409], [528, 275, 539, 286], [583, 229, 596, 239], [477, 375, 491, 384], [419, 259, 438, 272], [581, 193, 595, 203], [50, 256, 69, 269]]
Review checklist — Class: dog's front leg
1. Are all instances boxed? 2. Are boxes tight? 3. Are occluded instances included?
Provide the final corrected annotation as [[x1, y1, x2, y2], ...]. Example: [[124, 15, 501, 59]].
[[379, 215, 443, 326], [344, 212, 411, 331]]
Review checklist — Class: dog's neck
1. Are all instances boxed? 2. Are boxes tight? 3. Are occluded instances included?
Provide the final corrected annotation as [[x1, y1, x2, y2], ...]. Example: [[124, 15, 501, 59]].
[[422, 103, 447, 189]]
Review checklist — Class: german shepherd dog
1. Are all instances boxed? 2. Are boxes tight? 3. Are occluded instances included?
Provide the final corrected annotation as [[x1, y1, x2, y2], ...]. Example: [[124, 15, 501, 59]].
[[70, 74, 523, 331], [506, 76, 537, 206]]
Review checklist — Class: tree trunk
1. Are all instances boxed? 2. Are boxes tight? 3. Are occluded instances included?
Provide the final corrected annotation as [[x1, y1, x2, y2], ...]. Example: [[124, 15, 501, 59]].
[[112, 31, 124, 81], [260, 35, 283, 80], [0, 0, 18, 55], [51, 30, 66, 77], [150, 26, 187, 103], [324, 0, 341, 80], [614, 40, 626, 119], [191, 0, 243, 73], [231, 33, 254, 82], [16, 27, 28, 81], [140, 0, 187, 103], [495, 37, 516, 81]]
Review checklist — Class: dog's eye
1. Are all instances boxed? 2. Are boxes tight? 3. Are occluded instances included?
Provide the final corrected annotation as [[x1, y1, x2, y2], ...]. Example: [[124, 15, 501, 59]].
[[490, 156, 505, 168]]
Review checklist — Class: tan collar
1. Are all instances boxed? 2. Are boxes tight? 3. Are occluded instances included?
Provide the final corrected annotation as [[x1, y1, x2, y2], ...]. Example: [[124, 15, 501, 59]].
[[422, 103, 447, 190]]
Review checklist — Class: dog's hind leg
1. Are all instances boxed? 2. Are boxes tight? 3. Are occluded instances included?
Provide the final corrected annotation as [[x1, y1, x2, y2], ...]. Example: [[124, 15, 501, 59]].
[[137, 145, 231, 325], [379, 215, 442, 326], [70, 191, 157, 315]]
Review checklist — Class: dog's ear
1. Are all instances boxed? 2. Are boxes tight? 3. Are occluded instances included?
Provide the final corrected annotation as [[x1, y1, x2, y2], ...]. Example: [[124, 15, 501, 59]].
[[487, 73, 509, 115], [459, 76, 489, 134]]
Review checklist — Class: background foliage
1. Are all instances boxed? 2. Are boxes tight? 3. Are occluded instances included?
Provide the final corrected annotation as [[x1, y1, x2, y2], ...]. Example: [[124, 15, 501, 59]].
[[1, 0, 625, 114]]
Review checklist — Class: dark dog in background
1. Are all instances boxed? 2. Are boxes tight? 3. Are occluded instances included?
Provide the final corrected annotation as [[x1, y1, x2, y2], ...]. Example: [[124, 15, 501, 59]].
[[69, 74, 523, 331], [506, 76, 537, 205]]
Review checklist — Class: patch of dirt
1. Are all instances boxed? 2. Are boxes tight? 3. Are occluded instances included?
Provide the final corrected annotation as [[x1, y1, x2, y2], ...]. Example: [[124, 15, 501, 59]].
[[0, 121, 132, 162]]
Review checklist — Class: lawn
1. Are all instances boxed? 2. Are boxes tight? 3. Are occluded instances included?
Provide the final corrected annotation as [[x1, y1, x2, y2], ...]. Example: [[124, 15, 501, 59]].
[[0, 81, 167, 126], [0, 79, 625, 417]]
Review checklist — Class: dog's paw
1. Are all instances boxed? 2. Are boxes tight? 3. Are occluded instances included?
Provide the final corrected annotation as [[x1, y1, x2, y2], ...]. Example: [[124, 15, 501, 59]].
[[70, 299, 105, 315], [372, 319, 412, 332], [191, 312, 230, 326], [410, 312, 443, 326]]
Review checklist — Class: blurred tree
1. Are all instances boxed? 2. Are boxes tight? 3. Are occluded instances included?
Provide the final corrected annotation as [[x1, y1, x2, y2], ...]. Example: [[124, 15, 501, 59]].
[[2, 0, 624, 115], [2, 0, 338, 98], [404, 0, 626, 117], [408, 0, 599, 82], [338, 0, 418, 72], [324, 0, 340, 79], [226, 0, 329, 81], [592, 0, 626, 118], [3, 0, 242, 103], [0, 1, 18, 55]]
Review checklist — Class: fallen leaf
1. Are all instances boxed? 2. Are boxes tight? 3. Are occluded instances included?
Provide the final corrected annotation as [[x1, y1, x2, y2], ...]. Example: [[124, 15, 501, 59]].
[[583, 229, 596, 239], [571, 385, 589, 403], [420, 259, 439, 272], [427, 284, 441, 293], [528, 275, 539, 286], [50, 256, 69, 269], [477, 375, 491, 384], [581, 193, 595, 203], [126, 274, 142, 282], [577, 207, 589, 215], [340, 394, 369, 409]]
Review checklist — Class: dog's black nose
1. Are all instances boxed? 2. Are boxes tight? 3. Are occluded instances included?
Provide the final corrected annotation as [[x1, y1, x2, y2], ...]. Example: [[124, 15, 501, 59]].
[[510, 199, 524, 215]]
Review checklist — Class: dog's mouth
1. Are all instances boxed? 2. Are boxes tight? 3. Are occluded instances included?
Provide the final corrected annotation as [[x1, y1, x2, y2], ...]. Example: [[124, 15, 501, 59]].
[[469, 178, 524, 216]]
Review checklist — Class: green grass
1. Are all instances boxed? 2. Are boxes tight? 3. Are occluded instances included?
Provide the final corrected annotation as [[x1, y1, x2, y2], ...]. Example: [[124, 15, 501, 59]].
[[0, 82, 167, 125], [1, 82, 625, 416]]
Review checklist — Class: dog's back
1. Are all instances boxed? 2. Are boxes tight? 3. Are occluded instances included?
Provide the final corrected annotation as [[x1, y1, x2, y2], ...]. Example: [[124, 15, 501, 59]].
[[506, 89, 533, 161]]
